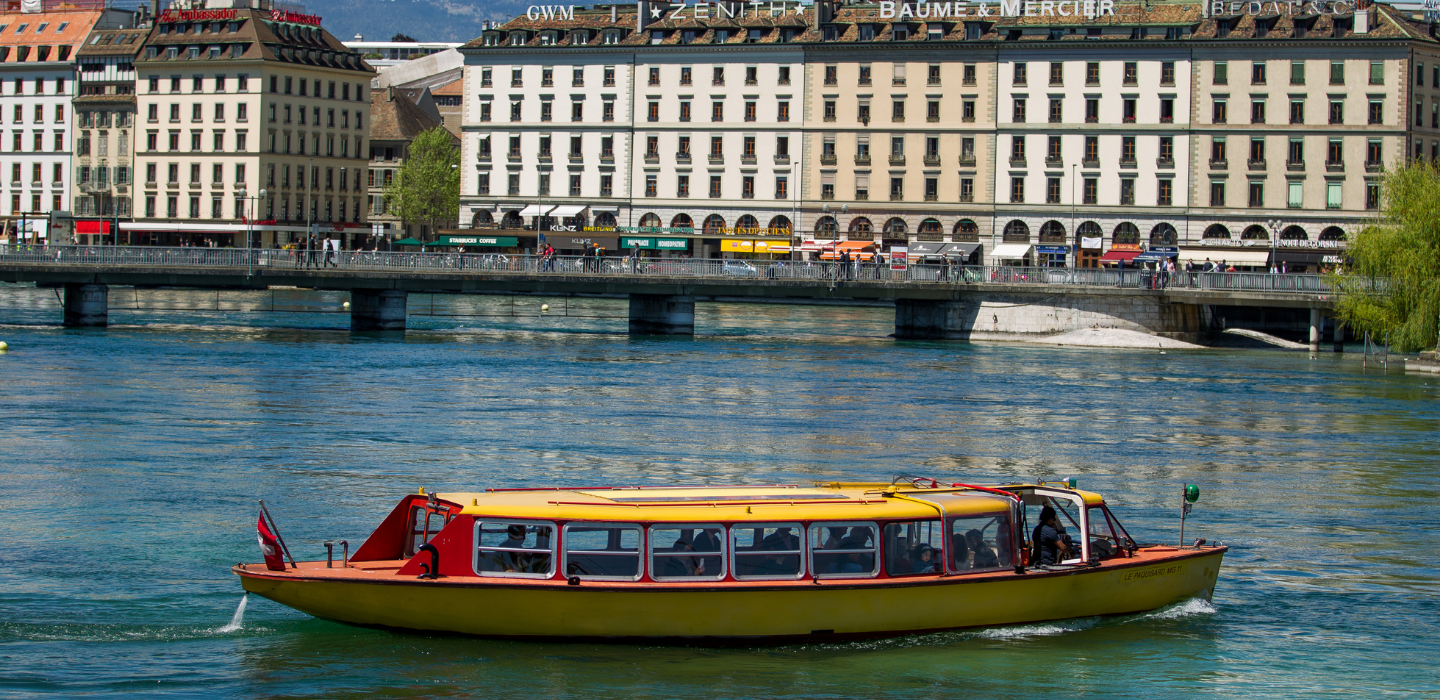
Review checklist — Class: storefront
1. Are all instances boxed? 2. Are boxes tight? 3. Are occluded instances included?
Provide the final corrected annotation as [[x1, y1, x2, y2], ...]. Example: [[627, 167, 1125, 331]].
[[989, 243, 1033, 266], [431, 234, 520, 250], [819, 240, 876, 261], [940, 242, 981, 265], [546, 233, 618, 252], [1078, 235, 1103, 268], [1270, 249, 1327, 273], [909, 241, 946, 263], [720, 238, 790, 258], [1098, 243, 1142, 268], [1037, 245, 1068, 267], [620, 236, 692, 256], [1177, 247, 1270, 271]]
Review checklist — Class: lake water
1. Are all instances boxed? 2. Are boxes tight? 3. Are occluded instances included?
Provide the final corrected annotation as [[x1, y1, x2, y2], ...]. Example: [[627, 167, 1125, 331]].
[[1, 284, 1437, 698]]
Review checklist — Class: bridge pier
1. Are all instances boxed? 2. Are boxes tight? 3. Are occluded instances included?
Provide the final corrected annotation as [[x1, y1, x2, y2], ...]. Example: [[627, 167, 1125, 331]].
[[894, 299, 968, 340], [628, 294, 694, 336], [63, 283, 108, 327], [350, 289, 407, 331], [1333, 319, 1345, 352], [1309, 308, 1321, 353]]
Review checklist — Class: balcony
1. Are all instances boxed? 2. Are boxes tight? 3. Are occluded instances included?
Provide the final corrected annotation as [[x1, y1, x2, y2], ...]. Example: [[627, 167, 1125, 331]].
[[601, 152, 615, 163], [569, 153, 583, 163], [774, 154, 790, 164], [821, 154, 837, 165], [1247, 158, 1267, 171], [709, 154, 724, 164], [959, 155, 976, 167], [1119, 158, 1137, 169], [1010, 157, 1027, 167], [1286, 159, 1305, 172], [1156, 158, 1175, 169], [644, 154, 659, 164], [1365, 160, 1382, 172], [741, 154, 757, 164], [1045, 156, 1063, 167], [1082, 158, 1099, 168], [676, 152, 691, 164], [538, 154, 552, 163], [924, 194, 938, 201], [856, 191, 869, 200], [890, 192, 904, 201], [924, 155, 941, 166], [1326, 160, 1345, 172], [508, 151, 522, 162], [144, 180, 157, 189], [189, 181, 202, 189], [476, 153, 491, 162], [1209, 158, 1228, 169], [855, 155, 871, 166], [890, 154, 906, 165]]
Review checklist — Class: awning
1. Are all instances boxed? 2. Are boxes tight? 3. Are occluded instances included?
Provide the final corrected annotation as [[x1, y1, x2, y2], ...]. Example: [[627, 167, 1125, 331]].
[[989, 243, 1033, 259], [909, 241, 946, 256], [433, 235, 519, 247], [1099, 249, 1143, 263], [548, 205, 588, 218], [76, 221, 112, 235], [720, 239, 789, 254], [939, 243, 980, 258], [1272, 249, 1327, 266], [392, 237, 424, 246], [517, 204, 556, 217], [835, 240, 876, 252], [1178, 249, 1270, 266]]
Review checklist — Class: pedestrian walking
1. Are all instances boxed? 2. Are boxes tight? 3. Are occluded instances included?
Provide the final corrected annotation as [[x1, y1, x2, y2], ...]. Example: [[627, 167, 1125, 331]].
[[295, 235, 307, 268], [307, 234, 319, 268], [323, 234, 337, 267]]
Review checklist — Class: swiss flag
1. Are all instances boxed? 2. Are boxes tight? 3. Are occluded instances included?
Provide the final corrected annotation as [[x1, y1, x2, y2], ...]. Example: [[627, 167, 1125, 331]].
[[256, 513, 287, 571]]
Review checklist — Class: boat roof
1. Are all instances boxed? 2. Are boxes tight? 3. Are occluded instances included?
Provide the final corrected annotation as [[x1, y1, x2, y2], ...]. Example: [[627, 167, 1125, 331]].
[[439, 482, 1104, 522]]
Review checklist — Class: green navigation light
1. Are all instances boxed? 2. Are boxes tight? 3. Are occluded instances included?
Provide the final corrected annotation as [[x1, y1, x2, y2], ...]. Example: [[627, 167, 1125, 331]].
[[1184, 484, 1200, 503]]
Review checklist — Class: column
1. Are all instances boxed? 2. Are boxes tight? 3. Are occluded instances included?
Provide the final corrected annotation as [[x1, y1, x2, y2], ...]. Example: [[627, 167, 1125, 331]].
[[895, 299, 968, 340], [1332, 319, 1344, 353], [63, 283, 108, 327], [628, 294, 695, 336], [351, 289, 407, 331], [1309, 307, 1320, 353]]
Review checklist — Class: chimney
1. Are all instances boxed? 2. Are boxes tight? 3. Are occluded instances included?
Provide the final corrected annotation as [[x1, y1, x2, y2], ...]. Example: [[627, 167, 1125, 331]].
[[1355, 8, 1370, 34], [387, 85, 396, 101]]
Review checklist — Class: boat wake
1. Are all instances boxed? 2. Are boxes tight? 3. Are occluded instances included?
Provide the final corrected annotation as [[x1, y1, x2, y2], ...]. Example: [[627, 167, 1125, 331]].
[[1134, 595, 1217, 621]]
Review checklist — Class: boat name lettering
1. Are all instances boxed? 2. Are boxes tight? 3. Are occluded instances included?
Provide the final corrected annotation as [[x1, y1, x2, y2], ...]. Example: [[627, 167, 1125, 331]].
[[1122, 564, 1184, 581]]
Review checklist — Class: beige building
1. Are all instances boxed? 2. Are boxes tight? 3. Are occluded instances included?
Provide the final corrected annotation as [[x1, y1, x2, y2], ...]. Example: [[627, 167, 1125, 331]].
[[366, 85, 456, 241], [130, 2, 374, 247], [73, 24, 148, 236]]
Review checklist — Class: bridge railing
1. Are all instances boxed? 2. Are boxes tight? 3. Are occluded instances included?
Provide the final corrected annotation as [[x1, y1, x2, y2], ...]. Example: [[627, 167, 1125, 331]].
[[0, 245, 1338, 295]]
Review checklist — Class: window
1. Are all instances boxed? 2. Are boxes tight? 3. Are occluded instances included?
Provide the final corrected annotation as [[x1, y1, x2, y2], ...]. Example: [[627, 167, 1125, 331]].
[[1252, 99, 1267, 124], [811, 523, 878, 578], [1252, 61, 1267, 84], [474, 521, 554, 578], [1249, 181, 1264, 207], [1367, 138, 1382, 165], [880, 521, 944, 576], [563, 524, 641, 581], [1123, 98, 1137, 123], [964, 63, 977, 85], [1329, 100, 1343, 124], [1084, 177, 1098, 204], [963, 99, 975, 122], [603, 101, 614, 122], [604, 67, 616, 86], [644, 174, 657, 197], [1013, 98, 1026, 123], [480, 102, 491, 122], [1330, 60, 1345, 85], [1327, 180, 1342, 209], [824, 65, 837, 86], [1250, 137, 1266, 165], [1214, 61, 1229, 85], [855, 173, 869, 199], [1121, 136, 1136, 164], [1160, 98, 1173, 123], [571, 101, 583, 122], [1157, 179, 1173, 205], [510, 101, 521, 121], [648, 67, 659, 86], [742, 175, 755, 199], [1327, 138, 1343, 165], [928, 64, 940, 85], [1213, 99, 1227, 124], [777, 101, 789, 122], [1367, 181, 1380, 209], [712, 101, 724, 122], [1049, 98, 1062, 123], [746, 101, 757, 122], [677, 174, 689, 197], [1288, 180, 1304, 208], [1290, 99, 1305, 124], [892, 100, 904, 122], [1049, 61, 1063, 85], [1010, 177, 1025, 203], [1210, 179, 1226, 206], [1013, 62, 1027, 85], [859, 64, 872, 85], [650, 525, 725, 580], [1368, 60, 1384, 85], [730, 525, 804, 579], [858, 100, 870, 124], [647, 101, 659, 122], [1046, 177, 1061, 203], [710, 175, 722, 198], [712, 66, 724, 85], [1123, 61, 1137, 85], [1120, 178, 1134, 205], [824, 100, 836, 121], [745, 66, 758, 85], [1288, 137, 1303, 165], [1290, 60, 1306, 86]]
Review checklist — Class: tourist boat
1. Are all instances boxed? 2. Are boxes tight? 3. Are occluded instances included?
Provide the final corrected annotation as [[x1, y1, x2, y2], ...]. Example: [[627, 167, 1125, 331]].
[[234, 478, 1226, 642]]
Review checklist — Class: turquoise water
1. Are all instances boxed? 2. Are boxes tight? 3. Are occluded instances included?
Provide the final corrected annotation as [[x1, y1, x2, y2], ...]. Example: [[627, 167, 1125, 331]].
[[0, 284, 1437, 698]]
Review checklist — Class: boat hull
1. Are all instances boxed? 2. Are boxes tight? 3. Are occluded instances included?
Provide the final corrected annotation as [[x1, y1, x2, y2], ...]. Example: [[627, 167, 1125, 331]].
[[236, 547, 1224, 642]]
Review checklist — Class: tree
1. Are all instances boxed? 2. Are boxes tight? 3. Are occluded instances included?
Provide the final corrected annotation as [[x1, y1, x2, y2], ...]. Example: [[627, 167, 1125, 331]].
[[391, 33, 417, 42], [1330, 161, 1440, 352], [383, 127, 460, 241]]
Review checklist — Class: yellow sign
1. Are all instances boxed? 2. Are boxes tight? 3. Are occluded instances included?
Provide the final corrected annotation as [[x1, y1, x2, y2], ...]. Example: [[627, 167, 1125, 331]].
[[721, 239, 788, 253]]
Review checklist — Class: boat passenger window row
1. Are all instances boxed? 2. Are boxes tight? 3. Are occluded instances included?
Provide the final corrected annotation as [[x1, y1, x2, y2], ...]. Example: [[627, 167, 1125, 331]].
[[471, 517, 1013, 581]]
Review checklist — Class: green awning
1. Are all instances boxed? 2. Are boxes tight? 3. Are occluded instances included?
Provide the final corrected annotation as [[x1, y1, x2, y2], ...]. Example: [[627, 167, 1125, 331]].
[[621, 237, 691, 250], [392, 237, 424, 246], [433, 235, 519, 247]]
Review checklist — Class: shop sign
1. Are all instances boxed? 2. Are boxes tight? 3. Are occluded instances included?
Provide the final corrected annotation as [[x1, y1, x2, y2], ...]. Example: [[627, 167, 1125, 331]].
[[159, 8, 237, 21], [720, 239, 787, 253], [1277, 239, 1345, 248], [270, 9, 323, 25], [1080, 236, 1103, 249], [880, 0, 1115, 19], [626, 2, 808, 21], [1212, 0, 1354, 15], [1109, 243, 1142, 251], [715, 227, 791, 237], [585, 226, 696, 234], [656, 238, 689, 249], [622, 237, 692, 249], [1037, 246, 1068, 254]]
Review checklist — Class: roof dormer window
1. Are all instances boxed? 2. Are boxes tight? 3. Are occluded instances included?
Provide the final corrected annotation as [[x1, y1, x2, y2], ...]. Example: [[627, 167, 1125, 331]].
[[928, 23, 944, 40], [650, 29, 664, 44], [571, 30, 588, 45], [746, 28, 763, 43], [539, 31, 555, 45], [603, 30, 620, 45], [509, 31, 526, 46], [858, 24, 875, 41], [893, 24, 910, 41]]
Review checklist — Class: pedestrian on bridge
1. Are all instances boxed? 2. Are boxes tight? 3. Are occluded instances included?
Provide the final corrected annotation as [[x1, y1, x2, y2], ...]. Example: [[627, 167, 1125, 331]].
[[295, 236, 307, 269], [324, 235, 337, 268], [306, 235, 319, 268]]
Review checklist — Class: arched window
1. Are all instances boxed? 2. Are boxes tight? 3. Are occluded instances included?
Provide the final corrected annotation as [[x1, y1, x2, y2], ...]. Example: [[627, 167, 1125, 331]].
[[1149, 223, 1177, 246], [670, 213, 693, 230], [767, 215, 792, 234], [1003, 220, 1030, 242], [953, 219, 979, 242], [1112, 222, 1140, 245], [849, 217, 873, 234], [501, 210, 524, 229], [471, 210, 494, 227], [735, 214, 759, 233], [703, 214, 726, 236], [1076, 221, 1102, 239], [917, 218, 943, 240], [638, 213, 662, 229], [815, 216, 838, 236], [1203, 224, 1231, 239], [1241, 225, 1269, 240], [883, 217, 908, 236], [1039, 220, 1066, 243], [594, 212, 617, 228], [1319, 226, 1346, 241], [1281, 225, 1308, 240]]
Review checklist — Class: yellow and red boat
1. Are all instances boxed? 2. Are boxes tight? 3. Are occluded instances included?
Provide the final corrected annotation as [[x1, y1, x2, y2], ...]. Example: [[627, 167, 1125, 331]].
[[234, 478, 1225, 642]]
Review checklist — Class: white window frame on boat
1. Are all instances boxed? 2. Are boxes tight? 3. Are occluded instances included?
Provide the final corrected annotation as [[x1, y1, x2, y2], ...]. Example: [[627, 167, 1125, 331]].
[[471, 519, 557, 579], [729, 522, 807, 581], [561, 521, 644, 582], [1027, 488, 1091, 564], [807, 521, 881, 580], [647, 523, 727, 582]]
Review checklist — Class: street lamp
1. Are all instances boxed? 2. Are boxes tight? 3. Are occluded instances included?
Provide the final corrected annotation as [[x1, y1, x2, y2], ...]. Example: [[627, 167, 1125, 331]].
[[305, 157, 313, 248], [1070, 163, 1078, 270], [1266, 218, 1282, 272], [237, 187, 267, 275]]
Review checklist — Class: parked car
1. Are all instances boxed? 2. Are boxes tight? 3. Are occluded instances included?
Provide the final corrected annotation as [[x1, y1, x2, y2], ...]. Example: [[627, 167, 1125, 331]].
[[721, 260, 757, 277]]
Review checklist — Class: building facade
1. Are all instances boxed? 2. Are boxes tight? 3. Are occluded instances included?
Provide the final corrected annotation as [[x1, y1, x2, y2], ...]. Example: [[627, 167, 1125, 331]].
[[457, 2, 1440, 267], [72, 23, 148, 236], [0, 5, 115, 240], [130, 2, 374, 247], [367, 84, 457, 240]]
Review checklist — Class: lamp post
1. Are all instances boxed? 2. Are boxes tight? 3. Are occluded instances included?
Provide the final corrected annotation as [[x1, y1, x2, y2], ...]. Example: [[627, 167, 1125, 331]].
[[1266, 218, 1282, 272], [1070, 163, 1077, 270], [238, 187, 267, 276], [305, 157, 313, 248]]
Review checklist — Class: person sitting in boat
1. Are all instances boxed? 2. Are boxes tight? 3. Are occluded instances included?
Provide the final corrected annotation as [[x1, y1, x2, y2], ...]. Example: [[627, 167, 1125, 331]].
[[821, 527, 848, 550], [948, 531, 970, 570], [968, 529, 999, 569], [757, 527, 800, 575], [911, 545, 937, 574], [1031, 506, 1073, 566], [665, 535, 706, 577], [824, 533, 871, 574]]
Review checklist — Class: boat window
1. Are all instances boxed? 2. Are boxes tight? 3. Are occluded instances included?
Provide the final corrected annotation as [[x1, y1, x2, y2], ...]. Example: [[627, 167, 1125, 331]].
[[1086, 506, 1127, 559], [649, 524, 725, 581], [473, 521, 555, 578], [809, 522, 879, 578], [731, 523, 804, 580], [406, 504, 452, 558], [563, 523, 642, 580], [948, 511, 1014, 572], [883, 520, 943, 576]]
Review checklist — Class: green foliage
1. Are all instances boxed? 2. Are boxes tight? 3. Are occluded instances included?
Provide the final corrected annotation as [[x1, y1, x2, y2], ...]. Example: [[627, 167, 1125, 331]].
[[382, 127, 460, 237], [1329, 161, 1440, 352]]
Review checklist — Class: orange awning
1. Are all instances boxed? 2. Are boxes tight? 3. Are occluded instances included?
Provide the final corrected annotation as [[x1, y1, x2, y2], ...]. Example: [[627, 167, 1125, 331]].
[[834, 241, 876, 251]]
